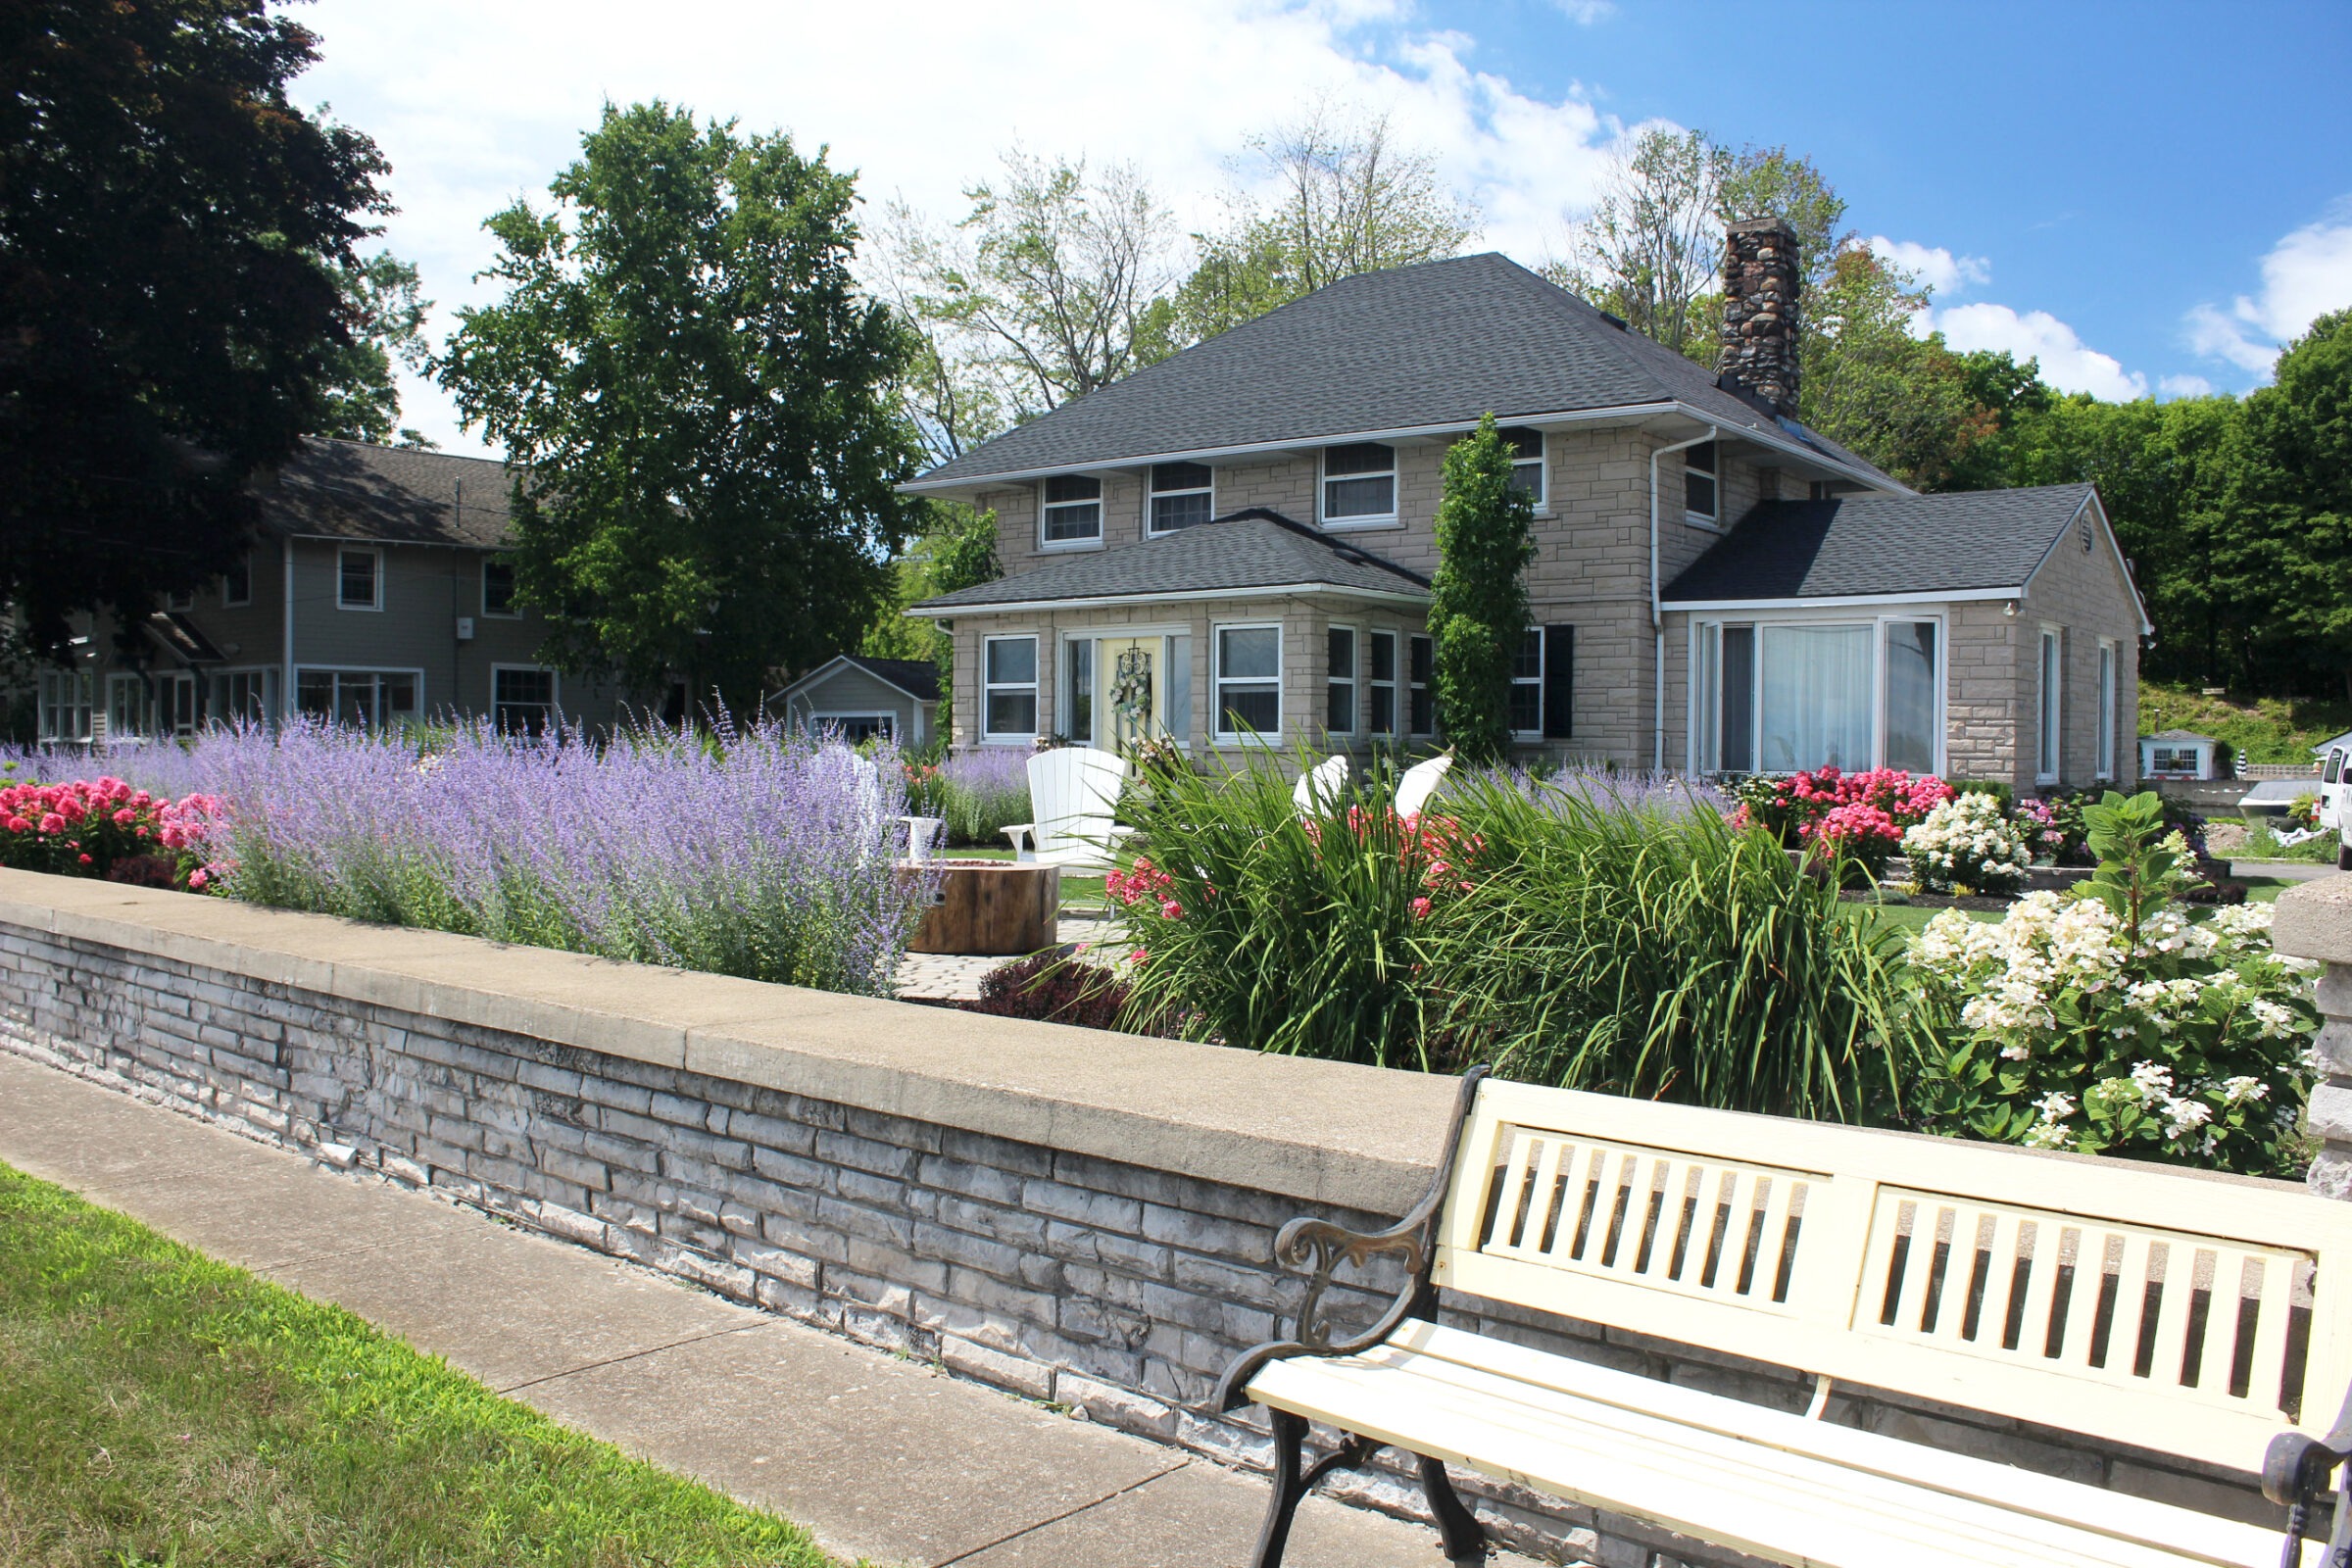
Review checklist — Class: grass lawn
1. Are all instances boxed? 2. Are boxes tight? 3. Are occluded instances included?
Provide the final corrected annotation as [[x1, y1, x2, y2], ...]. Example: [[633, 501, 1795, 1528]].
[[0, 1162, 837, 1568]]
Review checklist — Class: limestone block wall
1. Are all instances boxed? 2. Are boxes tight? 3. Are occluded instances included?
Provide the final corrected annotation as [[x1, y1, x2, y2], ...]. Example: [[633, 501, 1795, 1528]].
[[0, 871, 2287, 1563]]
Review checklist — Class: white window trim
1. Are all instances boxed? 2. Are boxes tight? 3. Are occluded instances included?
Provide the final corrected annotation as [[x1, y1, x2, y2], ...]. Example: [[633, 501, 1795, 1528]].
[[2036, 624, 2063, 785], [220, 552, 253, 608], [1367, 629, 1399, 739], [1212, 621, 1283, 745], [104, 672, 147, 741], [1685, 609, 1949, 778], [2095, 638, 2118, 781], [981, 634, 1041, 744], [336, 546, 385, 612], [1146, 466, 1215, 536], [811, 711, 894, 740], [37, 667, 94, 744], [1320, 445, 1399, 531], [1325, 623, 1358, 737], [1057, 625, 1193, 749], [294, 665, 426, 724], [215, 664, 278, 723], [482, 558, 523, 619], [1038, 476, 1105, 553], [492, 662, 561, 716], [1684, 441, 1720, 529], [1505, 428, 1547, 514]]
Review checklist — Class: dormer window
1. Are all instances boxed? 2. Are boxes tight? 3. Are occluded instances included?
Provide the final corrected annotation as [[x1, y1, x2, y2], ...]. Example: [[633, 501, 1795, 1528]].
[[1041, 474, 1102, 547], [1684, 441, 1718, 522], [1501, 427, 1545, 508], [1150, 463, 1213, 534], [1322, 442, 1396, 527]]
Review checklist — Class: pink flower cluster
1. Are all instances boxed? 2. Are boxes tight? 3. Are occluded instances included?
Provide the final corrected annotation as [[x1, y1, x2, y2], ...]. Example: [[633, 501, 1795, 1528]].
[[1107, 857, 1186, 921], [0, 776, 227, 892], [1734, 765, 1953, 855]]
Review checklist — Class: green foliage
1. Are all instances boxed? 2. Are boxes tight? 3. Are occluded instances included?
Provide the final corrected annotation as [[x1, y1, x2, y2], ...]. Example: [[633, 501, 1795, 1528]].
[[1797, 248, 1992, 489], [2140, 680, 2350, 765], [1947, 778, 2016, 808], [0, 0, 391, 652], [1548, 126, 1728, 357], [311, 251, 434, 448], [0, 1162, 834, 1566], [1428, 415, 1535, 763], [861, 503, 1002, 684], [438, 102, 919, 713]]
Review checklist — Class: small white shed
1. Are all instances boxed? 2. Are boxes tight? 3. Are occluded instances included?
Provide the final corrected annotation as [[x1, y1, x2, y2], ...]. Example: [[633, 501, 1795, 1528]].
[[2138, 729, 2221, 780], [777, 656, 941, 747]]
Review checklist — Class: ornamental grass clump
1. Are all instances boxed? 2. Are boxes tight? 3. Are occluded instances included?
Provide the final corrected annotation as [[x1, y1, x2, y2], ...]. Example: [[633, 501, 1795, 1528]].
[[1907, 790, 2318, 1175], [1901, 791, 2032, 893]]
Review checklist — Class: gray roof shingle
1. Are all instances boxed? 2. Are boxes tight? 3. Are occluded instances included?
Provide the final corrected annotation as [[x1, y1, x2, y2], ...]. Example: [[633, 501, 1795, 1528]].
[[1660, 485, 2102, 604], [257, 438, 514, 549], [910, 253, 1898, 492], [912, 509, 1429, 612], [842, 656, 942, 703]]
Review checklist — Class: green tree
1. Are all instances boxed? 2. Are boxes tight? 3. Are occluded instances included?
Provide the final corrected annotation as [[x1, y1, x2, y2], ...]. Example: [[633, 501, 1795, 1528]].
[[438, 102, 921, 713], [2236, 311, 2352, 698], [0, 0, 390, 654], [1429, 415, 1536, 764], [1797, 247, 1992, 488], [312, 251, 434, 448], [861, 501, 1002, 691], [1550, 127, 1727, 357]]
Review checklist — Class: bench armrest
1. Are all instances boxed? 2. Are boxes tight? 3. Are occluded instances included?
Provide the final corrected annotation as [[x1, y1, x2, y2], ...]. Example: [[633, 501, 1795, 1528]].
[[1214, 1068, 1488, 1413], [2265, 1383, 2352, 1561]]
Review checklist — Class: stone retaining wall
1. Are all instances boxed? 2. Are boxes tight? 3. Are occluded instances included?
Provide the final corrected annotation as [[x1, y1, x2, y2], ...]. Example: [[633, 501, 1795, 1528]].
[[0, 870, 2290, 1564]]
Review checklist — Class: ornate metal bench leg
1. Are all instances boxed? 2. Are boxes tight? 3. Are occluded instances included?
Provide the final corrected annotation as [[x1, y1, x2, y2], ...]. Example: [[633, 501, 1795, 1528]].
[[1250, 1409, 1312, 1568], [1418, 1453, 1489, 1561]]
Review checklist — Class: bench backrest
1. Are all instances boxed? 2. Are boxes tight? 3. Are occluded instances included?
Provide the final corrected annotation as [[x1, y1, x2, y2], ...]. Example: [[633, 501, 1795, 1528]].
[[1026, 747, 1128, 859], [1431, 1078, 2352, 1473]]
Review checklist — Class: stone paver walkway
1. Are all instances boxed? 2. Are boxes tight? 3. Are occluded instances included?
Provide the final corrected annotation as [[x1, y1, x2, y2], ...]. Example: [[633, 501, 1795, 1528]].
[[0, 1054, 1492, 1568], [896, 912, 1123, 1004]]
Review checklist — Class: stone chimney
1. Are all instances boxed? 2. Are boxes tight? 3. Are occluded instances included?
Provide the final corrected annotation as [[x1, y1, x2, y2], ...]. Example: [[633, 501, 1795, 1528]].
[[1718, 216, 1801, 418]]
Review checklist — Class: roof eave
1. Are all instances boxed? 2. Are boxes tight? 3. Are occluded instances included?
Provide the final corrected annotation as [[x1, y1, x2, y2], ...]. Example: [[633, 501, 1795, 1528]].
[[1660, 587, 2025, 612], [1666, 401, 1910, 498], [906, 581, 1433, 616]]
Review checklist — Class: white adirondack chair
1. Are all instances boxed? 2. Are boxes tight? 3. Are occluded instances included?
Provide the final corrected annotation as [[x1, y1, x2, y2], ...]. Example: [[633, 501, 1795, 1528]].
[[1003, 747, 1135, 869], [1293, 754, 1350, 817], [1395, 754, 1452, 819]]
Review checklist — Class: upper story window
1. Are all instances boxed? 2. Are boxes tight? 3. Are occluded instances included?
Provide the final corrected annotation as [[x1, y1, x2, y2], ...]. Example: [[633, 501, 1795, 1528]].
[[1684, 441, 1718, 523], [338, 547, 382, 611], [163, 589, 193, 612], [1322, 442, 1396, 527], [220, 553, 251, 607], [483, 558, 519, 616], [1501, 427, 1545, 508], [1149, 463, 1213, 534], [1041, 475, 1102, 547]]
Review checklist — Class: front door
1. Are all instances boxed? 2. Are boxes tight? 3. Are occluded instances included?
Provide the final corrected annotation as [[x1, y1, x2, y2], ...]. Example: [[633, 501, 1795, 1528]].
[[1100, 636, 1158, 752]]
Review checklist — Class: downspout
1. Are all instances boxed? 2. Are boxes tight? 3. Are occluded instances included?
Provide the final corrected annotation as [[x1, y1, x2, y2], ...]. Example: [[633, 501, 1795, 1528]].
[[280, 535, 296, 723], [1649, 427, 1716, 771]]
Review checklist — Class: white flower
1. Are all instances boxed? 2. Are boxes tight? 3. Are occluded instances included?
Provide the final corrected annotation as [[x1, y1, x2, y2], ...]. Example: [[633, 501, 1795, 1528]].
[[2000, 1043, 2031, 1060], [2162, 1096, 2214, 1141], [2129, 1061, 2175, 1101], [2249, 999, 2296, 1039], [2034, 1091, 2077, 1121], [2023, 1122, 2076, 1150], [2221, 1076, 2269, 1104]]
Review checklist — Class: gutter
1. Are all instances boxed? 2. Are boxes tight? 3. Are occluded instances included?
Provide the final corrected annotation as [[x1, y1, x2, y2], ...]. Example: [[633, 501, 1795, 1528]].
[[1649, 428, 1716, 772], [905, 581, 1434, 617]]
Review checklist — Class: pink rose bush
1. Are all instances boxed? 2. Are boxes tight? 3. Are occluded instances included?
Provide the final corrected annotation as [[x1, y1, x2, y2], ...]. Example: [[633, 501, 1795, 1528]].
[[0, 774, 226, 892], [1730, 766, 1954, 879]]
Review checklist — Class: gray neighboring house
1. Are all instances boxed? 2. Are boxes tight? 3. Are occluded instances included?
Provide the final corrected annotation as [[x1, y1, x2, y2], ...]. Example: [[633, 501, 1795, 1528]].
[[25, 438, 624, 745], [906, 220, 2147, 792], [776, 655, 942, 746]]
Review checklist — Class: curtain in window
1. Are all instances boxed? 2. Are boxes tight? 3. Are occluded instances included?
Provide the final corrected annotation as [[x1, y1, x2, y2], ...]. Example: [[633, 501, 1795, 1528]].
[[1758, 624, 1873, 772], [1882, 621, 1937, 774]]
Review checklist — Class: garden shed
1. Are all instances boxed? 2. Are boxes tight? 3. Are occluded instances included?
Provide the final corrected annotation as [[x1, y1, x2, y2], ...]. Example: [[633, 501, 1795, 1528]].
[[2139, 728, 2222, 779], [776, 655, 940, 746]]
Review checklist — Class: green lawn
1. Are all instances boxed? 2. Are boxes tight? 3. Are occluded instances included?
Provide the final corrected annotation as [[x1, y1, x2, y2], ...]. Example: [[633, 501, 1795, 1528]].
[[0, 1162, 838, 1568]]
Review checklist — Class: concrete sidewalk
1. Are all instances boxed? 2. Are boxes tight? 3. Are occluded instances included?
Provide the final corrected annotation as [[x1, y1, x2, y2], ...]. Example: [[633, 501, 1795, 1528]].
[[0, 1053, 1479, 1568]]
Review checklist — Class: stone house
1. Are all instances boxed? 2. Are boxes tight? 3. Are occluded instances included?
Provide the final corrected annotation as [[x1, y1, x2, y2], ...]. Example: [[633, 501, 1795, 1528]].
[[24, 438, 624, 745], [906, 220, 2147, 791]]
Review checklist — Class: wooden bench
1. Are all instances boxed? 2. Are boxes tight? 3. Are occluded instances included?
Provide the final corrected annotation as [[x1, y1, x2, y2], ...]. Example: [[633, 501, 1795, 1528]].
[[1218, 1068, 2352, 1568]]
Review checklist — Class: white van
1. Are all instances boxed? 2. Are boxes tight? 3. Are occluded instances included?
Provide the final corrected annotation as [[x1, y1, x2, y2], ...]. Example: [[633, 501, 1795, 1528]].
[[2328, 747, 2352, 869]]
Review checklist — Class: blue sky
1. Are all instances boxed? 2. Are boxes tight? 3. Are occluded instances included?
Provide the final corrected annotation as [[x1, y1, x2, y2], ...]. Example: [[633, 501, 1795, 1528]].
[[294, 0, 2352, 454]]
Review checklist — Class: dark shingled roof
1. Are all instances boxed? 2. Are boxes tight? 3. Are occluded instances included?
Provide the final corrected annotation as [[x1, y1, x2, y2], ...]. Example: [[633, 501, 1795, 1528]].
[[912, 509, 1429, 612], [1661, 485, 2101, 604], [256, 438, 514, 549], [910, 252, 1897, 492], [841, 656, 942, 703]]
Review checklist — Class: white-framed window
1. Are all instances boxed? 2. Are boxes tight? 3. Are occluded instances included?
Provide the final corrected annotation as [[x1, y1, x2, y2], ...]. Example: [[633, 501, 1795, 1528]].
[[1368, 631, 1397, 737], [2036, 626, 2062, 784], [1321, 442, 1396, 527], [220, 553, 252, 607], [1040, 475, 1102, 548], [1501, 426, 1545, 509], [1149, 462, 1213, 534], [216, 667, 276, 723], [337, 547, 383, 611], [36, 668, 93, 743], [1325, 625, 1356, 735], [493, 664, 558, 733], [982, 635, 1039, 741], [2096, 639, 2117, 780], [1509, 628, 1544, 737], [1213, 623, 1282, 741], [105, 672, 146, 739], [159, 672, 198, 737], [1685, 441, 1719, 523], [296, 667, 420, 728], [1407, 634, 1435, 736], [482, 557, 520, 617], [1692, 613, 1943, 775], [814, 712, 893, 744]]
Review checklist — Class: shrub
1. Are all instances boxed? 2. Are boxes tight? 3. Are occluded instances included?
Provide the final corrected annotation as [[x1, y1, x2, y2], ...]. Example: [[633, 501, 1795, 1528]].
[[966, 951, 1142, 1031], [1948, 778, 2015, 809], [1427, 414, 1534, 764], [0, 773, 224, 891], [1731, 766, 1953, 881], [1902, 792, 2032, 893], [1906, 791, 2316, 1175]]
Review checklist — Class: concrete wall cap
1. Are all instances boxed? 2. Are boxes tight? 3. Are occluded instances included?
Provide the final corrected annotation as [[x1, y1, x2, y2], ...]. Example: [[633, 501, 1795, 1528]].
[[2273, 873, 2352, 963]]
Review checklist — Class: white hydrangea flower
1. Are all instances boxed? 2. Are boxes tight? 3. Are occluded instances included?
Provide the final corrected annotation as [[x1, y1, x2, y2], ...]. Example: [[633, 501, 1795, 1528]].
[[2022, 1122, 2075, 1150], [2249, 999, 2296, 1039], [2221, 1076, 2269, 1104], [2034, 1091, 2078, 1121], [2162, 1096, 2214, 1141], [2129, 1061, 2175, 1100]]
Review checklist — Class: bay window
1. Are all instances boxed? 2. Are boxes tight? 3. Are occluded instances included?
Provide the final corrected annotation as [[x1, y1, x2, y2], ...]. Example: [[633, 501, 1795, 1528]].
[[1040, 475, 1102, 547], [1694, 615, 1942, 775], [1326, 626, 1356, 734], [1407, 635, 1434, 736], [37, 669, 93, 744], [982, 635, 1038, 741], [1509, 628, 1544, 736]]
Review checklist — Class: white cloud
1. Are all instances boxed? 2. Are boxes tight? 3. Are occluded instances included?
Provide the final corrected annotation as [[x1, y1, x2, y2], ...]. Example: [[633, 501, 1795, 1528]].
[[1550, 0, 1616, 21], [1864, 235, 1988, 298], [1927, 302, 2149, 401], [2183, 212, 2352, 380], [2157, 373, 2215, 399], [297, 0, 1625, 455]]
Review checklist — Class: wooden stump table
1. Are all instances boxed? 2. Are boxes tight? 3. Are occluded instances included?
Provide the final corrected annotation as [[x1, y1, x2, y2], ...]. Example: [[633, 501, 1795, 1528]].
[[902, 858, 1059, 956]]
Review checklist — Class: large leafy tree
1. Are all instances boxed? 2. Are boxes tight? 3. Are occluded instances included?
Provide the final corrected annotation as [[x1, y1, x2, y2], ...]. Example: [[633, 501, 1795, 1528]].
[[313, 251, 434, 448], [439, 103, 922, 714], [1429, 416, 1536, 764], [1797, 247, 1992, 489], [0, 0, 390, 654], [1550, 127, 1726, 356]]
